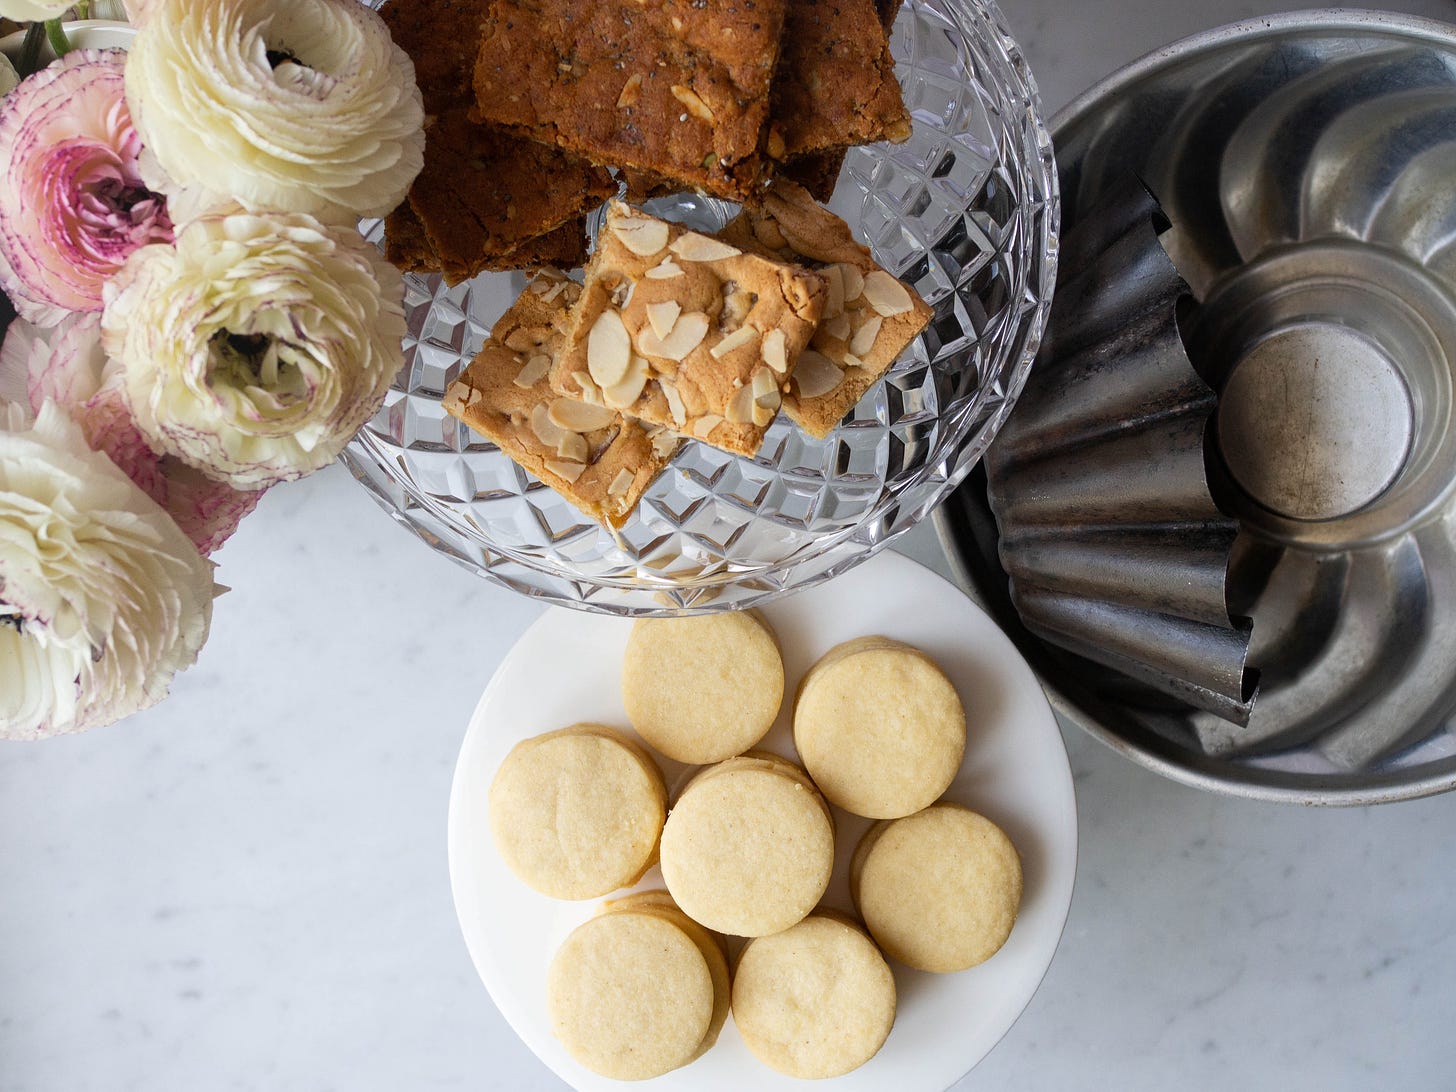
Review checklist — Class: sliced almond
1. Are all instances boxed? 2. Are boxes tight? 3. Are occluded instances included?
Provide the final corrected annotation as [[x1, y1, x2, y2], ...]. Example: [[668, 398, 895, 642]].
[[793, 350, 844, 399], [528, 278, 552, 295], [611, 279, 635, 310], [513, 353, 552, 389], [670, 84, 714, 123], [823, 313, 851, 342], [726, 382, 756, 424], [587, 309, 632, 387], [822, 263, 845, 318], [549, 398, 617, 433], [650, 428, 681, 459], [571, 370, 601, 403], [670, 233, 741, 263], [545, 458, 586, 483], [761, 328, 788, 374], [693, 414, 725, 439], [710, 324, 759, 359], [614, 214, 670, 257], [603, 354, 649, 409], [661, 381, 688, 427], [863, 271, 914, 316], [617, 72, 643, 108], [646, 300, 681, 339], [607, 467, 637, 497], [843, 352, 865, 370], [645, 259, 684, 280], [557, 430, 589, 463], [751, 389, 780, 427], [637, 311, 708, 361], [850, 315, 883, 357], [530, 402, 568, 448], [751, 367, 779, 403], [839, 263, 866, 304]]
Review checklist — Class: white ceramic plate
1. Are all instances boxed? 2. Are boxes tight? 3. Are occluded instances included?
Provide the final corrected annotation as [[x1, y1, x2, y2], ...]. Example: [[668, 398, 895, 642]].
[[447, 551, 1077, 1091]]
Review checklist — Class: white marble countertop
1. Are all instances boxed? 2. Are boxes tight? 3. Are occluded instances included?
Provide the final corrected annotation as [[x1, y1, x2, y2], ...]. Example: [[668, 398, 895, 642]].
[[6, 2, 1456, 1089]]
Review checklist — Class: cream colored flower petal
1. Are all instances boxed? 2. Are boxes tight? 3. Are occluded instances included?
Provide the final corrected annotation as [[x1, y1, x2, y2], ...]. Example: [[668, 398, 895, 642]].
[[0, 403, 214, 740], [125, 0, 425, 218]]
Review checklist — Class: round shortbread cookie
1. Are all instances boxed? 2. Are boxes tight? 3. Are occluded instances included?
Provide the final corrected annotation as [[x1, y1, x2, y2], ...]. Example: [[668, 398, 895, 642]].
[[489, 724, 667, 899], [732, 913, 896, 1078], [660, 753, 834, 937], [547, 897, 725, 1080], [851, 803, 1022, 973], [794, 636, 966, 819], [621, 612, 784, 764]]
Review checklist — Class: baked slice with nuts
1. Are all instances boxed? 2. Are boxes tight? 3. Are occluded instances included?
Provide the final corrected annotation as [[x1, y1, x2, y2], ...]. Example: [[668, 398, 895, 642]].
[[552, 202, 826, 458], [472, 0, 787, 204], [769, 0, 911, 163], [443, 270, 682, 528], [380, 0, 614, 280], [720, 179, 932, 438]]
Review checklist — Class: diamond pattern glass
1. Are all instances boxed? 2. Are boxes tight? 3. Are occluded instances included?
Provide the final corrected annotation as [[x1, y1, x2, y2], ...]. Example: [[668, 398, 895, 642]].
[[344, 0, 1059, 614]]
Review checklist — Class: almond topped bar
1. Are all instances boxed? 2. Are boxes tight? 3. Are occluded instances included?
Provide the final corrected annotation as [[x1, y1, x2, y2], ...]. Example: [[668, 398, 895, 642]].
[[552, 202, 826, 457], [443, 270, 681, 528], [720, 179, 932, 438], [472, 0, 788, 204]]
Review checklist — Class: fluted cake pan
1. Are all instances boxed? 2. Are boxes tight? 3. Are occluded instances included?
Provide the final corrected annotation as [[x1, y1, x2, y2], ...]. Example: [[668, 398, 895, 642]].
[[984, 178, 1257, 725], [938, 9, 1456, 805]]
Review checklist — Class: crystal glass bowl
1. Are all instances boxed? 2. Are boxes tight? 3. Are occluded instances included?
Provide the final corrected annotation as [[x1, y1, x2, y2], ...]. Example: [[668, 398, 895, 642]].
[[344, 0, 1057, 613]]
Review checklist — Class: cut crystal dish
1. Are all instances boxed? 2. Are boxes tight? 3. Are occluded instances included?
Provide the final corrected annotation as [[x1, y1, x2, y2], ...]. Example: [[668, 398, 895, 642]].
[[344, 0, 1057, 613]]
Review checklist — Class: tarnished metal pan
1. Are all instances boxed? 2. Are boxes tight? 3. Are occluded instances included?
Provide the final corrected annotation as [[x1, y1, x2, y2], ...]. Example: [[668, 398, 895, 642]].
[[937, 9, 1456, 805]]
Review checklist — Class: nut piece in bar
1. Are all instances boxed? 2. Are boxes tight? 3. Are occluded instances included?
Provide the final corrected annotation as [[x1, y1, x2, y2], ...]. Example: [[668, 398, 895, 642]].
[[443, 271, 682, 528], [473, 0, 787, 204], [768, 0, 911, 162], [553, 202, 826, 457], [380, 0, 613, 280], [720, 179, 932, 439]]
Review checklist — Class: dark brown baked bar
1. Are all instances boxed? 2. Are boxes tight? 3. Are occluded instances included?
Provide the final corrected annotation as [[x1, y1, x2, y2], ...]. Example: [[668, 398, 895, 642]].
[[380, 0, 612, 279], [769, 0, 911, 160], [473, 0, 787, 204]]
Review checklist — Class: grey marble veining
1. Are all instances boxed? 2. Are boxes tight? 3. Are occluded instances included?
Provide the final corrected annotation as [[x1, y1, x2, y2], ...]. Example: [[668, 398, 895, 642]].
[[7, 2, 1456, 1089]]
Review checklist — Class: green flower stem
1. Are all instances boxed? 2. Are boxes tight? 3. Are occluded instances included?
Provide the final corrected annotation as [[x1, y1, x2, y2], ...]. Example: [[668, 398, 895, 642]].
[[45, 18, 73, 58], [17, 21, 45, 77], [76, 1, 93, 17]]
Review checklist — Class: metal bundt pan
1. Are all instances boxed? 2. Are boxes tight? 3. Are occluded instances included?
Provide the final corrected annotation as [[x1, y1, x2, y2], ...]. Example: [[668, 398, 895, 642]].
[[938, 10, 1456, 804]]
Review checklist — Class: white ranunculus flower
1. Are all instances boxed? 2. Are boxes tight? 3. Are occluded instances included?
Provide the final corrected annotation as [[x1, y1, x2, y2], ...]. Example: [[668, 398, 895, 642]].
[[0, 401, 214, 741], [100, 207, 406, 490], [124, 0, 424, 219], [0, 1, 72, 20]]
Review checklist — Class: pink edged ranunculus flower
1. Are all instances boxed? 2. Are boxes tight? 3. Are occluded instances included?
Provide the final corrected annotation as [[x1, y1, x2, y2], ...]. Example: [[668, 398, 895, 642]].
[[0, 49, 173, 326], [0, 315, 263, 554]]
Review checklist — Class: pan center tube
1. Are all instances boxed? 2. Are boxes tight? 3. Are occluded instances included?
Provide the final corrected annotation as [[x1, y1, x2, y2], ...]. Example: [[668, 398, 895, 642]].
[[1216, 323, 1413, 521]]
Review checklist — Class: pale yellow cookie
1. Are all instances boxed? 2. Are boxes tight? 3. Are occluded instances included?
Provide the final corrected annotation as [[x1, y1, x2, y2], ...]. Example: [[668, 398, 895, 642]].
[[621, 611, 784, 764], [547, 891, 729, 1080], [489, 724, 667, 899], [851, 803, 1022, 973], [732, 912, 896, 1078], [659, 752, 834, 937], [793, 636, 966, 819]]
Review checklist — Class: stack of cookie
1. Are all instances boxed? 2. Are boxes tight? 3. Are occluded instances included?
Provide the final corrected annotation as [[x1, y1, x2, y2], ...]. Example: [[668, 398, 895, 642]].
[[379, 0, 912, 280], [443, 184, 934, 526], [483, 611, 1023, 1081]]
